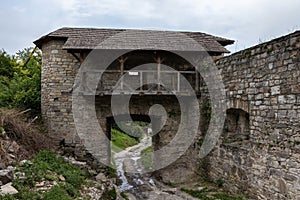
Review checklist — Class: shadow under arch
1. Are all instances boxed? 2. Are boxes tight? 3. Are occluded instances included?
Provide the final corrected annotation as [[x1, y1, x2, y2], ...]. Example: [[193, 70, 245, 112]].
[[106, 114, 162, 165]]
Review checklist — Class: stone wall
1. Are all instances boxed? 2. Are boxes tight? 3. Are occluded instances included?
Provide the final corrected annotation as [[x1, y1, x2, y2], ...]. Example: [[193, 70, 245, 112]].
[[210, 31, 300, 199], [41, 40, 79, 144], [40, 31, 300, 199], [40, 39, 202, 182]]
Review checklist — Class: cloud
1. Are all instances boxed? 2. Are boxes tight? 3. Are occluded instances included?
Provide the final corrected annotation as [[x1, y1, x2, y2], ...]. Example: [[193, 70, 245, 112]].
[[0, 0, 299, 54]]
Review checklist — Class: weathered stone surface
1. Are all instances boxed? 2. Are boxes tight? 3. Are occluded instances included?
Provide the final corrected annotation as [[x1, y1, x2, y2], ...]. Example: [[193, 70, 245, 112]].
[[58, 175, 65, 182], [0, 182, 18, 195], [40, 38, 202, 182], [212, 31, 300, 199], [95, 173, 107, 183], [38, 29, 300, 199], [0, 167, 14, 185]]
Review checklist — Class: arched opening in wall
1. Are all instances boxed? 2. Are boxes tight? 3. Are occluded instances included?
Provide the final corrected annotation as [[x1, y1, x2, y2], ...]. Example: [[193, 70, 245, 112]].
[[106, 114, 160, 191], [222, 108, 250, 145]]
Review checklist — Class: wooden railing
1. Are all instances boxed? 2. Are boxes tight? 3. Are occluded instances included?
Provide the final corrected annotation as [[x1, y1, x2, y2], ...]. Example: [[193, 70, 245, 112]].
[[74, 69, 200, 96]]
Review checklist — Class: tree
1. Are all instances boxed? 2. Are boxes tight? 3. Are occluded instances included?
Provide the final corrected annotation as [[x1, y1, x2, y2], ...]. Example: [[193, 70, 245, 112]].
[[0, 47, 42, 114], [0, 50, 16, 78]]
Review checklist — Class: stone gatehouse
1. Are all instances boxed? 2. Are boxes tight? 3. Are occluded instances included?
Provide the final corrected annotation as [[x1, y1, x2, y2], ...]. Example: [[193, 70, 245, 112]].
[[34, 28, 300, 199]]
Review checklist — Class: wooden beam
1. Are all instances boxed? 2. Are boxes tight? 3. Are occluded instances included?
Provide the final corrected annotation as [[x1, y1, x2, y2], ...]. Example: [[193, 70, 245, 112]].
[[177, 72, 180, 92], [157, 56, 161, 91], [22, 46, 37, 68], [140, 71, 143, 91], [154, 55, 165, 92], [70, 52, 84, 63], [118, 56, 128, 90], [195, 67, 199, 93]]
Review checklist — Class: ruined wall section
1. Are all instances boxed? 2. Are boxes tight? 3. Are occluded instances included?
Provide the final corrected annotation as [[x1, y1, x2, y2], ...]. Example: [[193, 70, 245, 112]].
[[211, 31, 300, 199]]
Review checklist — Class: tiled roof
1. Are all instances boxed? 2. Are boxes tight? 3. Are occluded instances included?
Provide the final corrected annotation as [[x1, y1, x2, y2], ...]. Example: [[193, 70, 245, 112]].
[[34, 27, 234, 53]]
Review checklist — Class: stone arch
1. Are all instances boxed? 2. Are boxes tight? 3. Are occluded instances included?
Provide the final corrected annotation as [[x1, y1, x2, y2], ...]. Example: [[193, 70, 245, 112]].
[[106, 114, 157, 163], [94, 95, 181, 166], [227, 98, 250, 113]]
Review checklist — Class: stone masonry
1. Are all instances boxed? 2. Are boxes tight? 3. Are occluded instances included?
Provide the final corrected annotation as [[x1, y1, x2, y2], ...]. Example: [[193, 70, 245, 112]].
[[37, 29, 299, 199], [39, 38, 203, 183], [40, 40, 79, 144], [211, 31, 300, 199]]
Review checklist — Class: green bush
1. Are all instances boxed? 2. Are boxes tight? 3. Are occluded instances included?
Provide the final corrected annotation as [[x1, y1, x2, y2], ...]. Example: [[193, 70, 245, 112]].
[[0, 50, 16, 78], [0, 48, 41, 114]]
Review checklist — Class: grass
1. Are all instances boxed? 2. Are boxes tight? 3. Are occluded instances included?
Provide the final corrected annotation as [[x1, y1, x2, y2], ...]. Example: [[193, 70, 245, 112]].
[[43, 186, 72, 200], [181, 188, 245, 200], [181, 188, 211, 199], [120, 192, 129, 200], [18, 150, 87, 188], [111, 128, 139, 151], [0, 150, 90, 200], [140, 146, 153, 171], [164, 181, 176, 188], [0, 188, 41, 200], [110, 128, 140, 170], [101, 188, 117, 200]]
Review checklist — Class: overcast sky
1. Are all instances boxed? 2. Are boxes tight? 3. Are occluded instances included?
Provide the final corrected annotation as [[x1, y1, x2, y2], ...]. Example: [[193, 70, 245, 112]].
[[1, 0, 299, 54]]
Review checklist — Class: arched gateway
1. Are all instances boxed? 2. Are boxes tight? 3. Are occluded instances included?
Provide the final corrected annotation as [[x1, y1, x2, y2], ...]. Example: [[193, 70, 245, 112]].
[[34, 28, 300, 199], [34, 27, 233, 183]]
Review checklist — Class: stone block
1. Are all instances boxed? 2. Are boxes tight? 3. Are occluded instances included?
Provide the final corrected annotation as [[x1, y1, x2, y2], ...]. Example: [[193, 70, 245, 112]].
[[0, 183, 18, 195], [286, 95, 296, 104], [271, 86, 281, 95], [291, 85, 300, 94], [0, 168, 13, 185], [51, 49, 58, 54]]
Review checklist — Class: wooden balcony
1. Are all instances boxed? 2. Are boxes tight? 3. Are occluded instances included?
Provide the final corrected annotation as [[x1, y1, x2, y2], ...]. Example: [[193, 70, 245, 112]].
[[74, 69, 200, 96]]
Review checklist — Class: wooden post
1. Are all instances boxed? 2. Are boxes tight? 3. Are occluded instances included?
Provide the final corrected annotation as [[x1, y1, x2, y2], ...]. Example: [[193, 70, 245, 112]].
[[177, 72, 180, 92], [82, 71, 87, 93], [154, 54, 165, 92], [140, 71, 143, 91], [195, 67, 199, 93], [192, 56, 202, 94], [119, 56, 127, 91], [157, 56, 161, 91], [172, 74, 176, 91]]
